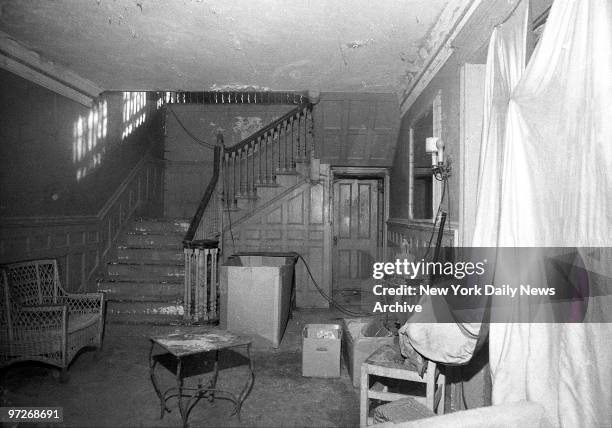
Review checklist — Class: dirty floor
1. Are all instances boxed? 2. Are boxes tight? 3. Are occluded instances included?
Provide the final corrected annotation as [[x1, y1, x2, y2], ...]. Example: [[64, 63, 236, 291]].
[[1, 309, 362, 427]]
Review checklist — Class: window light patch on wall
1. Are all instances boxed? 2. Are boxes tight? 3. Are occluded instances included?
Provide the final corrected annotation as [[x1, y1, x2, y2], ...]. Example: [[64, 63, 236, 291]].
[[73, 99, 108, 181], [122, 91, 147, 139]]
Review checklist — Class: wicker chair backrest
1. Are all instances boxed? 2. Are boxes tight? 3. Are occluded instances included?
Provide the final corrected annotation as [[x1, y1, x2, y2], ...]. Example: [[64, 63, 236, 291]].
[[3, 260, 61, 307]]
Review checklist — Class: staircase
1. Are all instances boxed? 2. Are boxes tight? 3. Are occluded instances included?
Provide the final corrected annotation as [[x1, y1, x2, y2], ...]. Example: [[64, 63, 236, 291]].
[[98, 218, 188, 324], [98, 96, 315, 324]]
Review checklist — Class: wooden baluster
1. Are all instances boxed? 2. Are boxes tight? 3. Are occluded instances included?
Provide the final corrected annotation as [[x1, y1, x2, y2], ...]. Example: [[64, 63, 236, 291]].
[[266, 132, 271, 183], [256, 138, 262, 184], [241, 148, 246, 196], [194, 248, 200, 322], [302, 108, 307, 159], [231, 152, 237, 207], [296, 113, 302, 161], [306, 107, 313, 159], [237, 149, 243, 197], [202, 249, 209, 319], [264, 133, 269, 182], [262, 134, 267, 184], [184, 248, 191, 321], [290, 116, 295, 170], [250, 142, 256, 195], [276, 126, 281, 173], [224, 153, 230, 206], [210, 249, 218, 318], [245, 147, 250, 195], [247, 144, 253, 196], [283, 121, 288, 172]]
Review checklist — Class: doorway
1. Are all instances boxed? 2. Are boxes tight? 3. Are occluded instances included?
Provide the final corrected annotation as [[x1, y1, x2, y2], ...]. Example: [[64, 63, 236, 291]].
[[331, 170, 387, 307]]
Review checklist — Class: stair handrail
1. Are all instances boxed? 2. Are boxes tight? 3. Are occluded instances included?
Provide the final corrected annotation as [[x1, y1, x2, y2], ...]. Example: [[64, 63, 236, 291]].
[[183, 134, 223, 246], [226, 101, 311, 154]]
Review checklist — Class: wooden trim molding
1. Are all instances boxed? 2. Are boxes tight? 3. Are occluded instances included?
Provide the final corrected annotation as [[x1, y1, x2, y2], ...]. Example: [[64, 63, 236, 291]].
[[0, 30, 102, 106], [0, 154, 164, 292], [400, 0, 480, 114], [387, 217, 457, 259]]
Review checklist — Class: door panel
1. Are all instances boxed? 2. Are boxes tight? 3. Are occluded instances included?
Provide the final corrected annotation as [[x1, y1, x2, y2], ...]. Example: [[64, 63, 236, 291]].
[[332, 179, 380, 300]]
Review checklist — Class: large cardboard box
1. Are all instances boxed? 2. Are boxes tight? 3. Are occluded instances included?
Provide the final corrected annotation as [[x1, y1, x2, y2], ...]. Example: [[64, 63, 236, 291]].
[[220, 254, 295, 348], [342, 318, 396, 387], [302, 324, 342, 378]]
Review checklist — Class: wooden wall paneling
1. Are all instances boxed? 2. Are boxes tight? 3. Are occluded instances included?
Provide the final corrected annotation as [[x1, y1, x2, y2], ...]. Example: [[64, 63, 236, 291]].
[[0, 156, 164, 292], [387, 218, 456, 259], [315, 93, 400, 167], [223, 181, 331, 308]]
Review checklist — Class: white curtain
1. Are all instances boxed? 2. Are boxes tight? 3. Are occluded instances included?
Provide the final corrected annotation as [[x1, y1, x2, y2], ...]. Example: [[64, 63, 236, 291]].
[[472, 0, 612, 426]]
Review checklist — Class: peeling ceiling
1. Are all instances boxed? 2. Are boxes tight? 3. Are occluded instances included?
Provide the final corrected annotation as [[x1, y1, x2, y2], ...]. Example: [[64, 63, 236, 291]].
[[0, 0, 449, 93]]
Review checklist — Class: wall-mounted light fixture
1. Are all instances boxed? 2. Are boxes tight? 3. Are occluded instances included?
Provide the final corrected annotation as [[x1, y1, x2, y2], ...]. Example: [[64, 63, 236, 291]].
[[426, 137, 452, 181]]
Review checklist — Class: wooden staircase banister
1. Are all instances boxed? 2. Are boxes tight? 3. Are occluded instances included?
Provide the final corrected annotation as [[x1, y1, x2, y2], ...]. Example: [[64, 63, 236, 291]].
[[182, 97, 315, 324], [226, 102, 311, 154], [183, 136, 222, 246]]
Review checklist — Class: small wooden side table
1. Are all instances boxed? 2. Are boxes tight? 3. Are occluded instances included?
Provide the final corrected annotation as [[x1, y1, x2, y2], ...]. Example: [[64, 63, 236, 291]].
[[148, 329, 254, 427]]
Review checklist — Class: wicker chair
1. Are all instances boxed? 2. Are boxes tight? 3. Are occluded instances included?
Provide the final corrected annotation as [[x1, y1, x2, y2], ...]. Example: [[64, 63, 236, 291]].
[[0, 259, 105, 381]]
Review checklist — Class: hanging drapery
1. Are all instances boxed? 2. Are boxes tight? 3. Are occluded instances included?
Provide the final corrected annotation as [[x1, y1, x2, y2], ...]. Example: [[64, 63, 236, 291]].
[[472, 0, 612, 426]]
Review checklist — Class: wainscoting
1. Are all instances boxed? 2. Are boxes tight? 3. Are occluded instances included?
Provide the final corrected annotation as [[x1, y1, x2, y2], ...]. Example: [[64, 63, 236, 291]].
[[387, 218, 456, 258], [0, 156, 164, 292]]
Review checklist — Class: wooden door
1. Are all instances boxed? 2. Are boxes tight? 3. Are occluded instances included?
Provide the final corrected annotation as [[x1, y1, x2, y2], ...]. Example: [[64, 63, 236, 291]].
[[332, 178, 380, 303]]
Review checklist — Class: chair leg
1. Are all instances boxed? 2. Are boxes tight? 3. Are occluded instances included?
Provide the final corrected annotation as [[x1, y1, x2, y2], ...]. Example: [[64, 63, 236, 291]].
[[360, 364, 369, 427]]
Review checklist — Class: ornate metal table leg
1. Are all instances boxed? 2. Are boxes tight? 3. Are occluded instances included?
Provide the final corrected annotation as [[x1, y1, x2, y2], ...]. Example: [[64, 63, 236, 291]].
[[149, 341, 169, 419], [176, 358, 188, 428], [233, 343, 256, 420], [208, 349, 219, 402]]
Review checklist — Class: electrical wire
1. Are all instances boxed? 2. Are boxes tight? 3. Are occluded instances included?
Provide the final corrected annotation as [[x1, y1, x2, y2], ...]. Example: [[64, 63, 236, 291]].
[[295, 253, 378, 318], [422, 173, 449, 261], [167, 106, 217, 149]]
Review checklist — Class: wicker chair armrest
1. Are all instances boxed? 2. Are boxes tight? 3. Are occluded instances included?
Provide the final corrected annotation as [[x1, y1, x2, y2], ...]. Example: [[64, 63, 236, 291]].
[[60, 292, 104, 314], [14, 305, 67, 331]]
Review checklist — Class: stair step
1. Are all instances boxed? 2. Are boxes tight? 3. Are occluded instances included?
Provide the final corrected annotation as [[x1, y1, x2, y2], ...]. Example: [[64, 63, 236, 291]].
[[236, 198, 255, 211], [107, 313, 184, 325], [107, 262, 184, 277], [132, 218, 190, 233], [253, 185, 285, 201], [235, 193, 258, 200], [99, 281, 182, 301], [117, 247, 184, 263], [254, 182, 280, 188], [106, 301, 184, 325], [275, 174, 300, 187], [125, 233, 184, 249], [274, 169, 299, 175]]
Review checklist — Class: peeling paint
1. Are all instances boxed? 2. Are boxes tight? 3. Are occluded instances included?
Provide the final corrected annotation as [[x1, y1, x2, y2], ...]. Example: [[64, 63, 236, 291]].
[[209, 83, 271, 91], [345, 39, 374, 49], [233, 116, 264, 140]]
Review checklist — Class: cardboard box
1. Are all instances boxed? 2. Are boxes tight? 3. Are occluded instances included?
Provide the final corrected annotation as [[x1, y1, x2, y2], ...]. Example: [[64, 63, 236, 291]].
[[302, 324, 342, 378], [221, 254, 295, 348], [342, 318, 396, 387]]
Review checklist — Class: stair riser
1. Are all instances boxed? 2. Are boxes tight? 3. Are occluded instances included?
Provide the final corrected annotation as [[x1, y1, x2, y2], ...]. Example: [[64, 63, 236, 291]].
[[132, 220, 189, 233], [125, 234, 183, 248], [117, 248, 183, 263], [253, 186, 284, 202], [108, 264, 184, 278], [107, 301, 183, 315], [99, 282, 182, 301], [275, 174, 299, 187], [106, 301, 184, 324]]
